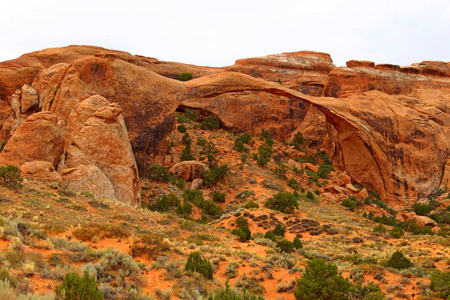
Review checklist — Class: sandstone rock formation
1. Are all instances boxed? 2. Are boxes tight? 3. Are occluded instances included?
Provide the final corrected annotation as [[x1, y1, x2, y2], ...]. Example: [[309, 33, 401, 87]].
[[0, 46, 449, 204], [62, 95, 140, 205], [0, 111, 64, 167]]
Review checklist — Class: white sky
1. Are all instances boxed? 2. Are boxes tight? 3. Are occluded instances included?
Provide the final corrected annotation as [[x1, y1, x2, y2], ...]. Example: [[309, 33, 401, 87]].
[[1, 0, 449, 67]]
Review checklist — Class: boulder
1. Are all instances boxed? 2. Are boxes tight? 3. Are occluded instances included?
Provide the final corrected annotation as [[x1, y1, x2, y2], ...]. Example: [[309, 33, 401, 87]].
[[20, 161, 61, 183], [191, 178, 204, 190], [357, 188, 369, 199], [0, 111, 64, 167], [304, 163, 318, 173], [170, 161, 208, 181], [395, 211, 438, 227], [20, 84, 39, 113], [61, 165, 117, 201]]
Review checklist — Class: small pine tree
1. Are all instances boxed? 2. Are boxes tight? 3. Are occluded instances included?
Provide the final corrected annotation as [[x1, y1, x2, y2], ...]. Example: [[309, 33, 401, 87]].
[[0, 165, 23, 188], [185, 252, 213, 280], [273, 224, 286, 237], [55, 271, 104, 300], [293, 237, 303, 249], [265, 192, 299, 213], [385, 250, 412, 269]]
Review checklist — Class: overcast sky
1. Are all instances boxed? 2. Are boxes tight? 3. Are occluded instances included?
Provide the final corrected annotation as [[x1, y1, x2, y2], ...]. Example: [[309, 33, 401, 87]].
[[1, 0, 449, 67]]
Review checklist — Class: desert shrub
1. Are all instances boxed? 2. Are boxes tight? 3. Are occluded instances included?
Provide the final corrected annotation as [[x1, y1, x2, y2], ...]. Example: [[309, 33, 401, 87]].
[[184, 109, 199, 121], [274, 164, 288, 179], [413, 200, 440, 216], [200, 140, 219, 167], [430, 270, 450, 299], [294, 258, 353, 300], [373, 224, 386, 233], [231, 227, 251, 242], [290, 132, 306, 150], [196, 137, 207, 146], [131, 234, 170, 259], [0, 165, 23, 188], [176, 200, 193, 217], [185, 252, 213, 280], [148, 164, 172, 182], [236, 217, 248, 228], [265, 192, 299, 213], [55, 271, 104, 300], [385, 251, 412, 269], [317, 163, 334, 179], [181, 132, 192, 144], [350, 282, 385, 300], [244, 201, 259, 209], [0, 267, 17, 287], [255, 141, 273, 167], [264, 230, 276, 242], [183, 189, 204, 205], [146, 193, 180, 212], [235, 275, 265, 295], [234, 133, 254, 153], [273, 224, 286, 237], [342, 196, 359, 212], [208, 281, 265, 299], [306, 191, 315, 201], [200, 116, 220, 130], [203, 165, 229, 186], [400, 220, 434, 235], [177, 124, 187, 133], [213, 192, 226, 203], [389, 226, 404, 238], [287, 178, 299, 190], [178, 72, 193, 81], [276, 239, 294, 253]]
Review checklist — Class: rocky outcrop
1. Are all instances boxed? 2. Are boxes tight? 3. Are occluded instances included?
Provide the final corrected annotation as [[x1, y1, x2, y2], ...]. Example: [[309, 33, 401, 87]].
[[62, 95, 140, 205], [170, 161, 208, 181], [395, 211, 438, 227], [1, 46, 449, 204], [61, 165, 117, 201], [0, 111, 64, 167], [20, 160, 61, 183]]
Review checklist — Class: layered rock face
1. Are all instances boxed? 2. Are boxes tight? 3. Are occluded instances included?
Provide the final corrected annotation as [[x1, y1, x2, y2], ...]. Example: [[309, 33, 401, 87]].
[[0, 46, 449, 204]]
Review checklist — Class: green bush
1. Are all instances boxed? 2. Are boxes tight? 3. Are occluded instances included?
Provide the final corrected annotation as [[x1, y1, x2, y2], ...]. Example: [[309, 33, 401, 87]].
[[412, 200, 440, 216], [185, 109, 199, 121], [290, 132, 306, 150], [244, 201, 259, 209], [294, 259, 353, 300], [306, 191, 315, 201], [200, 116, 220, 130], [147, 193, 180, 212], [273, 224, 286, 237], [208, 281, 265, 300], [231, 227, 251, 242], [287, 178, 299, 190], [200, 140, 219, 167], [213, 192, 226, 203], [341, 196, 359, 212], [148, 164, 172, 182], [0, 165, 23, 188], [234, 133, 254, 153], [373, 224, 386, 233], [185, 252, 213, 280], [265, 192, 299, 213], [276, 239, 294, 253], [236, 217, 248, 228], [389, 226, 404, 238], [55, 271, 104, 299], [274, 164, 288, 179], [196, 137, 207, 146], [255, 141, 273, 167], [293, 237, 303, 249], [317, 163, 334, 179], [385, 251, 412, 269], [177, 124, 187, 133], [181, 143, 195, 161], [430, 270, 450, 299], [181, 133, 192, 145], [264, 230, 276, 242], [203, 165, 229, 186], [178, 72, 193, 81]]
